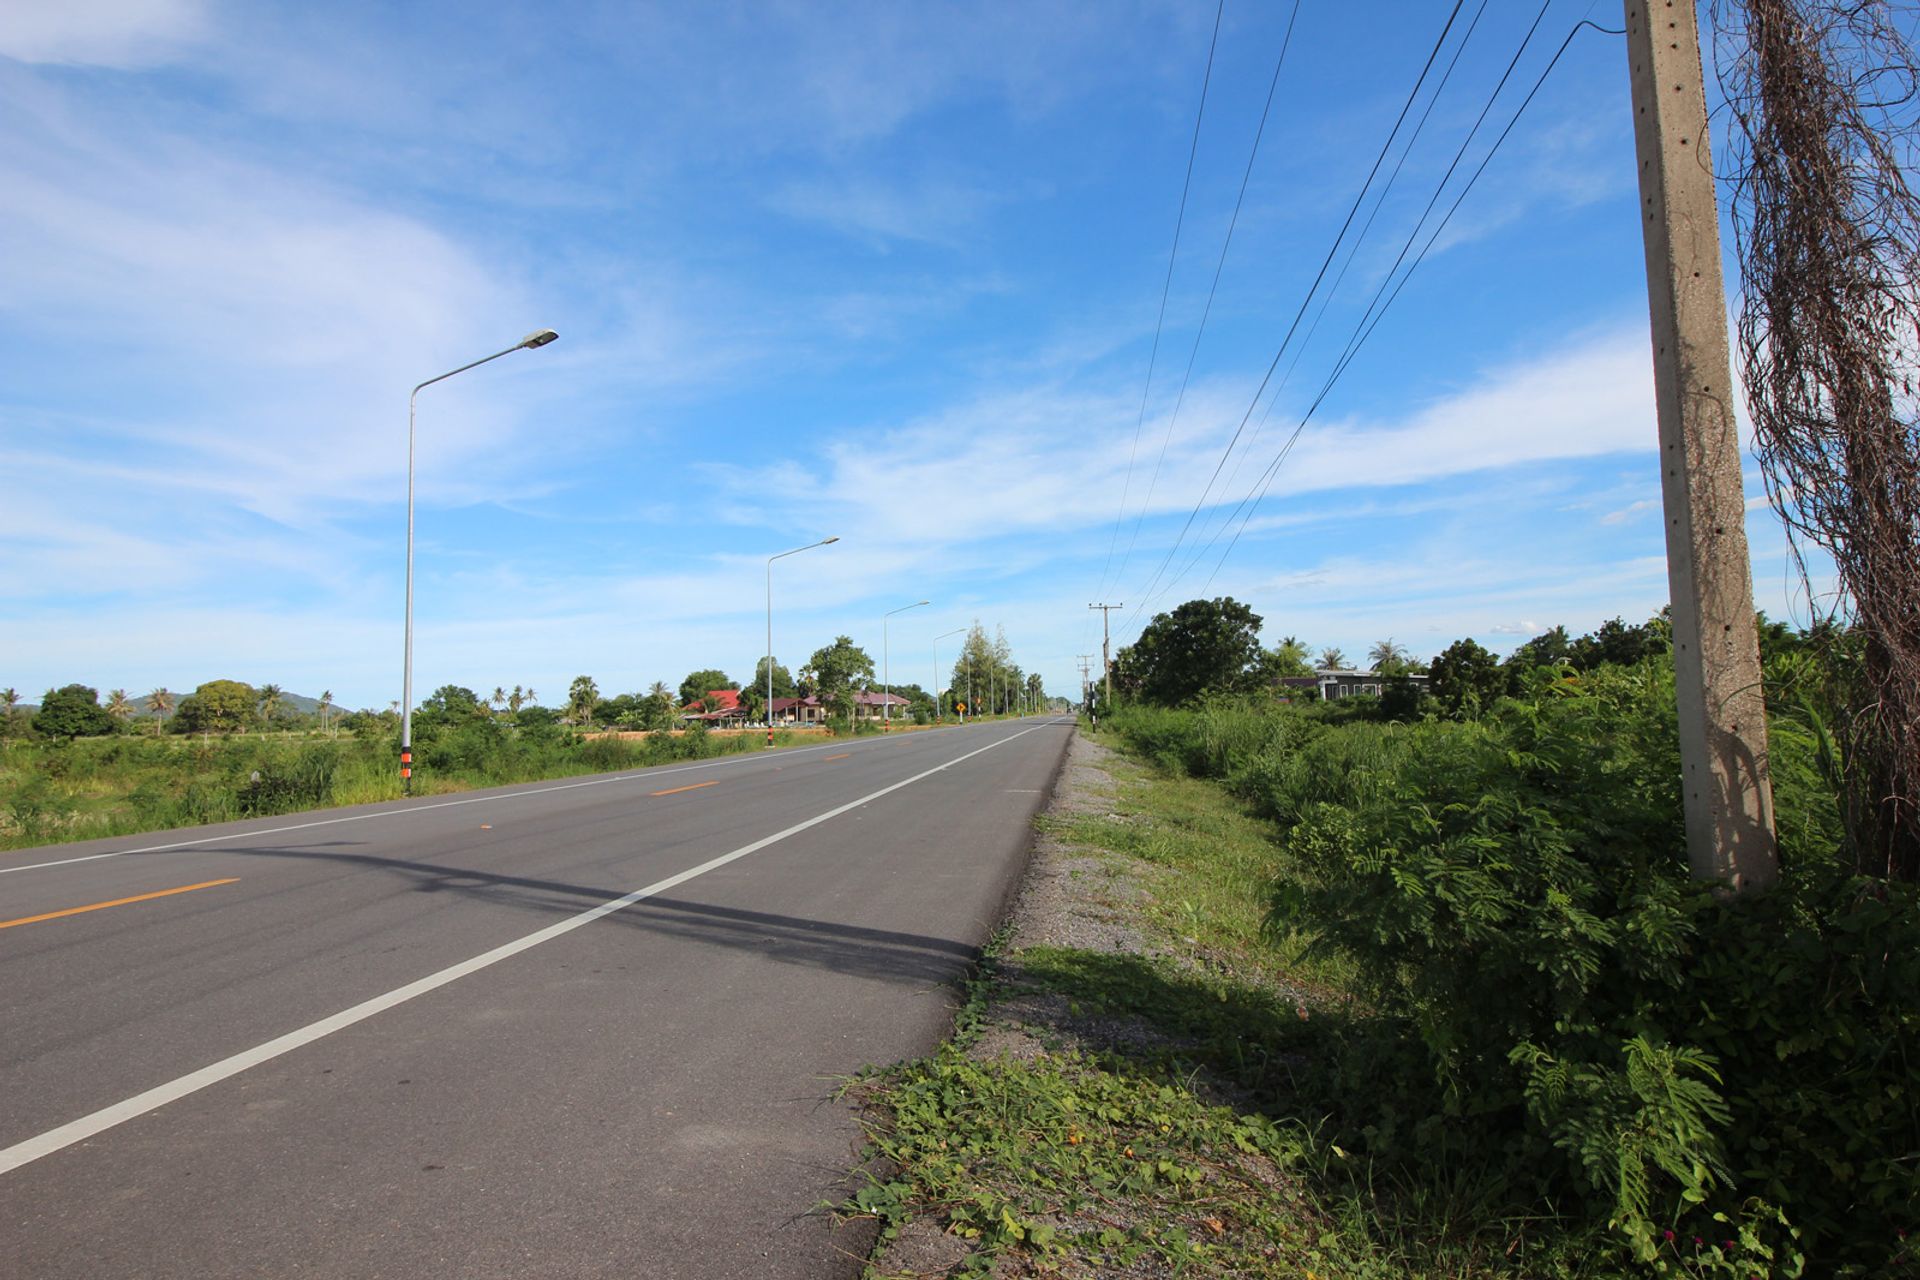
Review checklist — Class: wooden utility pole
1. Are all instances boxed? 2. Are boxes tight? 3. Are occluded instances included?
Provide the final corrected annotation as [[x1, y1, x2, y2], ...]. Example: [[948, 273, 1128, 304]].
[[1088, 603, 1122, 709], [1624, 0, 1777, 892]]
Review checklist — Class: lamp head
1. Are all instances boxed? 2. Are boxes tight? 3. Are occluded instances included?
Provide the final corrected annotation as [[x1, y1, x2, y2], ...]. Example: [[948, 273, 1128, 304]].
[[821, 535, 841, 545], [519, 329, 560, 350]]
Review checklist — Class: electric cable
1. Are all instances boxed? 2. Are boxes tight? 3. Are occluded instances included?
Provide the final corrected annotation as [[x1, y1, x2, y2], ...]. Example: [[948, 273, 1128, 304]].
[[1110, 0, 1303, 593], [1118, 0, 1469, 634], [1091, 0, 1226, 611]]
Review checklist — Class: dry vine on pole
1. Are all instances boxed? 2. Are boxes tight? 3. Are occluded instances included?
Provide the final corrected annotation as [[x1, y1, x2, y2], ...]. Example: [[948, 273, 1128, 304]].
[[1714, 0, 1920, 879]]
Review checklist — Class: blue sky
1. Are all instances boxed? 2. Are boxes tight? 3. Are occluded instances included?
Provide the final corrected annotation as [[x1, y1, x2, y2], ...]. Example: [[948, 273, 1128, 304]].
[[0, 0, 1821, 708]]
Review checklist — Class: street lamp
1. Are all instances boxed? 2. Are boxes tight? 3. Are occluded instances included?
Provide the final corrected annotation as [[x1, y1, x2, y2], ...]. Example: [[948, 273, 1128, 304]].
[[766, 536, 839, 745], [402, 328, 558, 794], [882, 600, 930, 730], [933, 627, 965, 724]]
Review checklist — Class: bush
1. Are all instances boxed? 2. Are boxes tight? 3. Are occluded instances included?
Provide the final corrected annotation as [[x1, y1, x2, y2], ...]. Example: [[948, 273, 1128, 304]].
[[1110, 664, 1917, 1274]]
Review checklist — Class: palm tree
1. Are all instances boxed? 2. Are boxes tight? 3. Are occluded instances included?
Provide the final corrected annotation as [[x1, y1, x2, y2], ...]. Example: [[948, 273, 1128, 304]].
[[568, 675, 598, 728], [1368, 638, 1410, 673], [318, 690, 334, 735], [490, 687, 507, 720], [105, 689, 134, 728], [257, 684, 284, 729], [1319, 647, 1348, 671], [147, 687, 174, 735]]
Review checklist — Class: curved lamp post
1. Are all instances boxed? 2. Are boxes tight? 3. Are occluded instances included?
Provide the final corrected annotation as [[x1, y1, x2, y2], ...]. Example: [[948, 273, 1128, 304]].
[[882, 600, 930, 729], [766, 536, 839, 744], [402, 328, 558, 794], [933, 627, 965, 724]]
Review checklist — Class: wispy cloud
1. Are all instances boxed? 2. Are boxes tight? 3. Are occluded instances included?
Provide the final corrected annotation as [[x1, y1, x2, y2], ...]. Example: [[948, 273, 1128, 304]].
[[0, 0, 209, 68]]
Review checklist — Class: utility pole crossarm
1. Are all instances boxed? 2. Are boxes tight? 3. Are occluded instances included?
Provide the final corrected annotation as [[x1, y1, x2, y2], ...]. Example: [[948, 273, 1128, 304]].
[[1088, 603, 1122, 711]]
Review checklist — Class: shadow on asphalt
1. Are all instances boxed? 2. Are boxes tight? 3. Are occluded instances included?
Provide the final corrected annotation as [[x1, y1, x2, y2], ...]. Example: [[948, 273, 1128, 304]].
[[207, 841, 980, 988]]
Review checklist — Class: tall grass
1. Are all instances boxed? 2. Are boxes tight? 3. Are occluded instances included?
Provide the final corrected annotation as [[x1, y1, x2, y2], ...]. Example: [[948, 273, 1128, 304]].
[[0, 723, 779, 851]]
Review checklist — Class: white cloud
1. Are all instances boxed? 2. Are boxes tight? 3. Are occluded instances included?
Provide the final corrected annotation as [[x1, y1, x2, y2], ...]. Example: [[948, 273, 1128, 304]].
[[1601, 498, 1657, 525], [0, 0, 207, 68], [771, 174, 999, 247]]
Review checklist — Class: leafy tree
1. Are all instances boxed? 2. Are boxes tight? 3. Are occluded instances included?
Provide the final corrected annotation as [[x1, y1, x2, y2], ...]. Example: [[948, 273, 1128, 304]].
[[1126, 597, 1264, 706], [172, 680, 256, 734], [737, 683, 767, 724], [1507, 625, 1572, 672], [568, 675, 600, 727], [256, 683, 285, 726], [1569, 616, 1667, 671], [1429, 637, 1505, 719], [678, 669, 735, 706], [805, 636, 875, 718], [1318, 646, 1348, 670], [637, 689, 676, 730], [951, 624, 994, 713], [1, 686, 19, 738], [1255, 637, 1313, 687], [420, 685, 482, 717], [413, 685, 485, 734], [34, 684, 114, 739], [750, 656, 796, 700]]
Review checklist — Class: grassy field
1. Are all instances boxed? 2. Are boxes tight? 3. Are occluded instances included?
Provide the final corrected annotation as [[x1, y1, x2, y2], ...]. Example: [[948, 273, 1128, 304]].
[[0, 722, 799, 851]]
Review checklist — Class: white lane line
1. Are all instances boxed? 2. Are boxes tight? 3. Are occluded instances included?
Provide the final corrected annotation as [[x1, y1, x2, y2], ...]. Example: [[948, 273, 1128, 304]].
[[0, 723, 1046, 1177], [0, 729, 952, 878]]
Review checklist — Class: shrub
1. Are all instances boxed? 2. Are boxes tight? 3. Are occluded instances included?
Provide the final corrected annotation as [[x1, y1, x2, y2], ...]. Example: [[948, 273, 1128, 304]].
[[1112, 663, 1917, 1274]]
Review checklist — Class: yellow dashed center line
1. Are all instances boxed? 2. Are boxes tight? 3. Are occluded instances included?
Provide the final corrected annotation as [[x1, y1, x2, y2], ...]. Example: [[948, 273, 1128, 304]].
[[649, 780, 721, 797], [0, 878, 240, 932], [823, 753, 851, 762]]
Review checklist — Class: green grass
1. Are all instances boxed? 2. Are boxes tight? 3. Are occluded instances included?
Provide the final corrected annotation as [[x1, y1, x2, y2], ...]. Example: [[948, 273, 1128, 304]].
[[0, 723, 811, 851], [842, 728, 1611, 1279]]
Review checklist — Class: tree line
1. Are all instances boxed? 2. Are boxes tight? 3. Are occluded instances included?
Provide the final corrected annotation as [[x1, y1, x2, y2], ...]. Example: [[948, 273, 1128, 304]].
[[2, 621, 1048, 744]]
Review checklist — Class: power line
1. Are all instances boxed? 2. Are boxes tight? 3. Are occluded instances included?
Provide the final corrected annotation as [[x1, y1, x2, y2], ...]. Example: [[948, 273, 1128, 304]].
[[1092, 0, 1225, 611], [1194, 19, 1625, 594], [1117, 0, 1470, 637], [1192, 0, 1495, 564], [1111, 0, 1304, 592], [1148, 0, 1556, 612]]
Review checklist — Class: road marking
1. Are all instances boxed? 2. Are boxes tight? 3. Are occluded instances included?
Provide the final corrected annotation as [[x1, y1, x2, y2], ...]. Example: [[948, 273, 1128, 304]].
[[822, 753, 851, 762], [0, 723, 1048, 1177], [649, 780, 719, 797], [0, 879, 239, 932], [0, 733, 921, 878]]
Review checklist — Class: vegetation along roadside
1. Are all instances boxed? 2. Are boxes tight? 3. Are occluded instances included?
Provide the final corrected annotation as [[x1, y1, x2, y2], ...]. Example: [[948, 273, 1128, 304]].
[[841, 646, 1916, 1277]]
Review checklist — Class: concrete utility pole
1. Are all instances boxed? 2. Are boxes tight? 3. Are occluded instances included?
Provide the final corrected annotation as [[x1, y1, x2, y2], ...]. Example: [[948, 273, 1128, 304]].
[[1623, 0, 1776, 892], [1077, 655, 1095, 714], [1088, 603, 1122, 710]]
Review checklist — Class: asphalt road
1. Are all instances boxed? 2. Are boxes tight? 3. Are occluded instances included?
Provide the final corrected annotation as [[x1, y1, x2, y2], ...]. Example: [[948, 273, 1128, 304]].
[[0, 717, 1075, 1278]]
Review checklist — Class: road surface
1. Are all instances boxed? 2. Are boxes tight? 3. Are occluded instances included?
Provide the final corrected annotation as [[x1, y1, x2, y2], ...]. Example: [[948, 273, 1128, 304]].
[[0, 717, 1074, 1278]]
